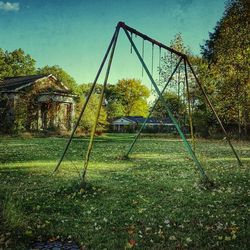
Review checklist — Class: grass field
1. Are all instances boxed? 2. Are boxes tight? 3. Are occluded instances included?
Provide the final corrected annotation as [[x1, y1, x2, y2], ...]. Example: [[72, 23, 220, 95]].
[[0, 134, 249, 249]]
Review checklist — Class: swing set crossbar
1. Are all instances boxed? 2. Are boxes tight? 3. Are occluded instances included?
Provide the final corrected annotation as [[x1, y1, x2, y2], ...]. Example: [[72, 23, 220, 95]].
[[117, 22, 186, 58]]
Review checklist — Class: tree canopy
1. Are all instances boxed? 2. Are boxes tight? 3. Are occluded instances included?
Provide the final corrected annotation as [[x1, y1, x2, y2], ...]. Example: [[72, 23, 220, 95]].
[[36, 65, 78, 93], [0, 49, 36, 79], [153, 91, 186, 120], [1, 1, 249, 137], [106, 79, 150, 119], [201, 0, 250, 136], [78, 79, 150, 122]]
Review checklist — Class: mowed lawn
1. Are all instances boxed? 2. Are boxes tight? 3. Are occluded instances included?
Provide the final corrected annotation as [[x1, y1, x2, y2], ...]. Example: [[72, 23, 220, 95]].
[[0, 134, 249, 249]]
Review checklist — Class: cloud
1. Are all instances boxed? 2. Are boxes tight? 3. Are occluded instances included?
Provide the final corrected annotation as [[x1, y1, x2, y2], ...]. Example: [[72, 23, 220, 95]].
[[0, 1, 20, 11]]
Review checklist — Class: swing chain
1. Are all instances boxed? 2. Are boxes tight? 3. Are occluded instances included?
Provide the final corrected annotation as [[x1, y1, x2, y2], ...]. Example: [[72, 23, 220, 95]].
[[142, 39, 145, 77], [159, 47, 161, 83], [130, 32, 133, 54]]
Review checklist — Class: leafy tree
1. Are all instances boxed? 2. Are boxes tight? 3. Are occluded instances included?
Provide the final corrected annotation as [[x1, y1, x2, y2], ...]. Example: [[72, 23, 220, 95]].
[[158, 34, 195, 128], [0, 48, 36, 79], [159, 34, 190, 89], [201, 0, 250, 137], [153, 91, 186, 121], [77, 80, 150, 124], [105, 84, 125, 119], [158, 34, 221, 136], [107, 102, 125, 118], [75, 84, 107, 133], [37, 65, 78, 93], [188, 56, 218, 136], [108, 79, 150, 117]]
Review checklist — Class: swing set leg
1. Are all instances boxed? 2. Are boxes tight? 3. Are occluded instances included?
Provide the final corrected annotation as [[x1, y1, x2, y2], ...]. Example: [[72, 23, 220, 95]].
[[124, 57, 183, 158], [186, 58, 243, 167], [52, 27, 119, 174], [123, 28, 210, 182], [184, 59, 195, 152], [81, 26, 120, 182]]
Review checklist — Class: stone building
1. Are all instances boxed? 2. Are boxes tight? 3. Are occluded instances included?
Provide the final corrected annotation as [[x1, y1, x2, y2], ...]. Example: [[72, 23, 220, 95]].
[[0, 74, 77, 133]]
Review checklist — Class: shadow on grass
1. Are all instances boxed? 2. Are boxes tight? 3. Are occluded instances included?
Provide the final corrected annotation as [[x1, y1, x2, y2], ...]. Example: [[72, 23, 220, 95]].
[[0, 136, 249, 249]]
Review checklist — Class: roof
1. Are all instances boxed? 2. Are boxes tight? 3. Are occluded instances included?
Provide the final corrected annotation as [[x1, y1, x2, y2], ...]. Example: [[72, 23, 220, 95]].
[[124, 116, 163, 124], [124, 116, 146, 123], [0, 74, 69, 93], [113, 116, 174, 125]]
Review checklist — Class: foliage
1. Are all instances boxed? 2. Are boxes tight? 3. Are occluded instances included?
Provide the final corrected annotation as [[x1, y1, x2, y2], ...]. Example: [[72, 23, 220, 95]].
[[187, 56, 217, 136], [159, 33, 190, 89], [106, 79, 150, 118], [106, 100, 125, 119], [77, 83, 103, 96], [75, 84, 107, 134], [153, 91, 186, 120], [0, 135, 249, 249], [0, 76, 76, 134], [158, 34, 195, 130], [201, 0, 250, 136], [105, 84, 125, 119], [36, 65, 78, 93], [0, 48, 36, 79], [77, 80, 151, 122]]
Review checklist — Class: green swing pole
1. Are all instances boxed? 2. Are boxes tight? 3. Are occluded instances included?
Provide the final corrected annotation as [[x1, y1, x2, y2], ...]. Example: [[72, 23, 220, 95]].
[[81, 26, 120, 181], [53, 29, 119, 174], [123, 28, 209, 181], [125, 57, 183, 158], [184, 58, 195, 152], [186, 58, 243, 167]]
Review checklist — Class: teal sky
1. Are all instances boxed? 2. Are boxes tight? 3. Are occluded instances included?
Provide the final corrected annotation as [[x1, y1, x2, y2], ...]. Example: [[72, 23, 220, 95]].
[[0, 0, 225, 85]]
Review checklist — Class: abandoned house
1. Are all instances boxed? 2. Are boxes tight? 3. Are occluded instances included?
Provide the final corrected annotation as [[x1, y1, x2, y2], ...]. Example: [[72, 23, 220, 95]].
[[0, 74, 77, 133]]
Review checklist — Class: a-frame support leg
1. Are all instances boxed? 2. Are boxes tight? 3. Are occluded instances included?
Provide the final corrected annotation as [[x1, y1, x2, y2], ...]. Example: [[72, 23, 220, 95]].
[[186, 58, 243, 166], [123, 28, 209, 182], [81, 26, 120, 181], [125, 57, 183, 158], [53, 28, 119, 174], [184, 59, 195, 151]]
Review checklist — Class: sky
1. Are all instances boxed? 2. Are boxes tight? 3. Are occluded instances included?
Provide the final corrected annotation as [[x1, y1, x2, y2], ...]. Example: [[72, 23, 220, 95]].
[[0, 0, 226, 86]]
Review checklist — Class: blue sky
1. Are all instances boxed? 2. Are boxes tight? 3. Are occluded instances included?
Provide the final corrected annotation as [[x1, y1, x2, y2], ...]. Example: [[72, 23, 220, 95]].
[[0, 0, 225, 85]]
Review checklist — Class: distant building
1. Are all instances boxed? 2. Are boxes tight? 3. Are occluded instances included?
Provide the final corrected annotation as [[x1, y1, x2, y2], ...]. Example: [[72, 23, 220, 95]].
[[0, 74, 77, 133], [112, 116, 175, 132]]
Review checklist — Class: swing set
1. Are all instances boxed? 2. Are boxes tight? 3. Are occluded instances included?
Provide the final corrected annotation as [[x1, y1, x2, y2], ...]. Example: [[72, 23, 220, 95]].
[[53, 22, 242, 183]]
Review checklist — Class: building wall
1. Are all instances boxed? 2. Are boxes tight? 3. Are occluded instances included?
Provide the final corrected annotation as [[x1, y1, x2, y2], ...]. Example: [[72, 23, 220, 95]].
[[0, 93, 16, 133], [0, 78, 75, 133]]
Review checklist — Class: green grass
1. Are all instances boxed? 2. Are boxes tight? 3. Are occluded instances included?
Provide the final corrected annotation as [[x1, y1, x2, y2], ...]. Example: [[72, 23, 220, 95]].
[[0, 134, 249, 249]]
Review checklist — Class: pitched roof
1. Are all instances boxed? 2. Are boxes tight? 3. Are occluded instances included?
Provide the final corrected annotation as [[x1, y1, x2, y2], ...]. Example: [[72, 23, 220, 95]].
[[0, 74, 69, 93], [124, 116, 146, 123], [122, 116, 173, 124]]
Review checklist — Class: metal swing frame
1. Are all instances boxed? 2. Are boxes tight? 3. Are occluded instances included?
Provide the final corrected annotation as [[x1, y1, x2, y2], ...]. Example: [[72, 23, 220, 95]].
[[53, 22, 242, 182]]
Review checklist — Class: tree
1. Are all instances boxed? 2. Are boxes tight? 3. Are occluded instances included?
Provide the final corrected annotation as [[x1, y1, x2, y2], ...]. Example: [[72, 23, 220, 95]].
[[158, 34, 193, 126], [201, 0, 250, 137], [107, 79, 150, 118], [158, 33, 221, 136], [75, 83, 107, 133], [37, 65, 78, 93], [0, 48, 36, 79], [160, 33, 190, 89], [105, 84, 125, 119], [153, 91, 186, 121], [76, 94, 107, 134], [188, 56, 217, 136]]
